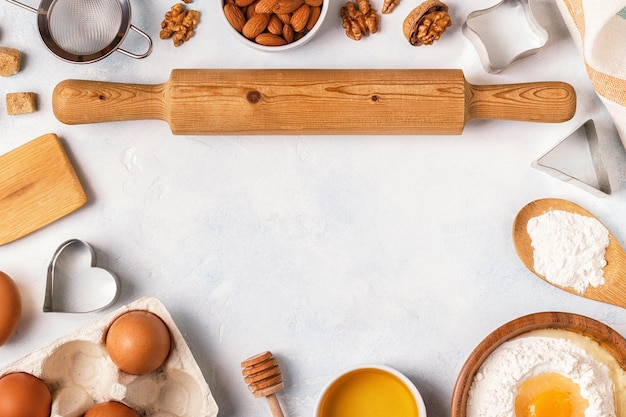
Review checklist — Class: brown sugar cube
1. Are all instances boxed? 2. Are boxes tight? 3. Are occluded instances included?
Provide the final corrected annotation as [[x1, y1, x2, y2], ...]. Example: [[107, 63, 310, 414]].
[[0, 47, 21, 76], [6, 92, 38, 115]]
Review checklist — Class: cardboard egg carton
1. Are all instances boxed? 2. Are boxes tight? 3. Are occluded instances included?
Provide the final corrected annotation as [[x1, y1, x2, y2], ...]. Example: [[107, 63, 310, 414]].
[[0, 297, 219, 417]]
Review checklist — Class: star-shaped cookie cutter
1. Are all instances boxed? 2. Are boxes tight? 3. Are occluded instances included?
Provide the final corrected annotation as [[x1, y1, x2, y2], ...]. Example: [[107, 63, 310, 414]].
[[463, 0, 548, 73]]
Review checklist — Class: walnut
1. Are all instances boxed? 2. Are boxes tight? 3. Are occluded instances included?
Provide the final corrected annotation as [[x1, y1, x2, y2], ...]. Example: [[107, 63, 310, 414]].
[[402, 0, 451, 46], [160, 3, 200, 46], [382, 0, 399, 14], [364, 8, 379, 33], [356, 0, 370, 13], [340, 0, 379, 41], [341, 3, 364, 40]]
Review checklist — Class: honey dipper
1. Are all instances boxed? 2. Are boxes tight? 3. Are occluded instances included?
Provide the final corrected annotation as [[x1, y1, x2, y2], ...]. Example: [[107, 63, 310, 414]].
[[241, 351, 285, 417]]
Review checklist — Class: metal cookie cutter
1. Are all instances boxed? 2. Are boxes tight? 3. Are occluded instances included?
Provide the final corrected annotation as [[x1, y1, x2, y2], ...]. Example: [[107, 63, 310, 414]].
[[44, 239, 121, 313], [531, 119, 615, 197], [462, 0, 548, 73]]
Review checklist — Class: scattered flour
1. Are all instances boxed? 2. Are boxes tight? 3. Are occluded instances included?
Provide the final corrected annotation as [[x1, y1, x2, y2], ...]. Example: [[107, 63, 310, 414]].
[[526, 210, 609, 294], [467, 336, 616, 417]]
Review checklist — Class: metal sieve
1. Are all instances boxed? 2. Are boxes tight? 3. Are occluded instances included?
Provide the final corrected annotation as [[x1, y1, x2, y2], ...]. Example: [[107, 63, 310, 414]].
[[6, 0, 152, 63]]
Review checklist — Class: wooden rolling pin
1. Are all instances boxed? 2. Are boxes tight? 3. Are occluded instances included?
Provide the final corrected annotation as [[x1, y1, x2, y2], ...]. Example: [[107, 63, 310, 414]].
[[52, 69, 576, 135]]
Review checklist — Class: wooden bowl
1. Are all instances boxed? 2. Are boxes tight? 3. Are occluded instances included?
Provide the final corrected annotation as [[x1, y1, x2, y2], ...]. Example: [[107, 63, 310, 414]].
[[450, 312, 626, 417]]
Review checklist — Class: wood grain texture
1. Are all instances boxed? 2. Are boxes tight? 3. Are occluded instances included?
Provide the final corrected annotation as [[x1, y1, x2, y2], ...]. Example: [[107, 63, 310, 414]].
[[451, 312, 626, 417], [513, 198, 626, 308], [0, 133, 86, 245], [52, 69, 576, 135], [241, 351, 286, 416]]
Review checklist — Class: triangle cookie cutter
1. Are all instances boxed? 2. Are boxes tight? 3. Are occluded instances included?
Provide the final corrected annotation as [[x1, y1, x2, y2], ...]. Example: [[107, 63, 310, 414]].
[[531, 119, 612, 197]]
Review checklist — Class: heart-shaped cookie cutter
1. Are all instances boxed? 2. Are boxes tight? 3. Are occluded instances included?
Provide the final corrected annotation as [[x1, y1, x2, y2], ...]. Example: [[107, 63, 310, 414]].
[[44, 239, 121, 313]]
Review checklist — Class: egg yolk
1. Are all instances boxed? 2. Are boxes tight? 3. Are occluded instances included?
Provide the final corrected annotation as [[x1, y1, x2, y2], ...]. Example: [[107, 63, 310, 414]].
[[515, 373, 588, 417]]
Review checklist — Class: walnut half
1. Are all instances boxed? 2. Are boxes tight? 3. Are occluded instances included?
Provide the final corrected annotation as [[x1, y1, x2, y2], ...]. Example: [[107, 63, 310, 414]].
[[402, 0, 451, 46], [340, 0, 379, 41], [160, 3, 200, 47]]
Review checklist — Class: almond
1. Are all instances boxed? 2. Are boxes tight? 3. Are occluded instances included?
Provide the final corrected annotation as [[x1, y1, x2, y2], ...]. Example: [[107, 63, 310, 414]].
[[305, 5, 320, 30], [277, 13, 291, 25], [242, 12, 270, 39], [255, 33, 288, 46], [224, 3, 246, 32], [290, 4, 309, 32], [267, 14, 284, 35], [273, 0, 305, 14], [246, 1, 259, 19], [235, 0, 255, 6], [304, 0, 322, 6], [254, 0, 279, 13], [282, 24, 294, 42]]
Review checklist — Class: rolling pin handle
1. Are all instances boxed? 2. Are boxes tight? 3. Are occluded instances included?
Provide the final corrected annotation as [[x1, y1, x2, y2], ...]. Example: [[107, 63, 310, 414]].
[[465, 81, 576, 123], [52, 79, 168, 126]]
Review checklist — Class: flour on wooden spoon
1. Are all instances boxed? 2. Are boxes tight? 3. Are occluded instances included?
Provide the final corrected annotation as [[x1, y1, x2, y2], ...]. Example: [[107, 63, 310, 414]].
[[526, 210, 609, 294]]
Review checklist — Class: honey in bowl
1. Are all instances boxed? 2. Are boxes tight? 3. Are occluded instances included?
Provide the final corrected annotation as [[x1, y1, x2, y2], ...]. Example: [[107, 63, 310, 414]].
[[317, 366, 425, 417]]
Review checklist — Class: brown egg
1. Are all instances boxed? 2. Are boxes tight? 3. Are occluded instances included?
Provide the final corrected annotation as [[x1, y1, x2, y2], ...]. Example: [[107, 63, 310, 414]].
[[84, 401, 138, 417], [0, 271, 22, 346], [0, 372, 52, 417], [105, 310, 171, 375]]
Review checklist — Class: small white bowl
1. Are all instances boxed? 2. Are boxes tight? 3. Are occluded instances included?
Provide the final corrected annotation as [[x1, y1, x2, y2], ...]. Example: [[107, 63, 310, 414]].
[[220, 0, 328, 52], [315, 364, 427, 417]]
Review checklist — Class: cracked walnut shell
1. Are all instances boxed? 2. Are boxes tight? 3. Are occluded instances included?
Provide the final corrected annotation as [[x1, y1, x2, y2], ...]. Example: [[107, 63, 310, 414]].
[[403, 0, 451, 46]]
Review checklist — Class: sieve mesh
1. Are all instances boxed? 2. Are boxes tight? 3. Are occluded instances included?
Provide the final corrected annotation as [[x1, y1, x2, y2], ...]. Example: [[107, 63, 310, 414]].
[[48, 0, 123, 55]]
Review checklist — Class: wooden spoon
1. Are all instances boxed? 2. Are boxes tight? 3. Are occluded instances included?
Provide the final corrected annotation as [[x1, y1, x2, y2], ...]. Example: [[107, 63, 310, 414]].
[[512, 198, 626, 308], [241, 351, 285, 417]]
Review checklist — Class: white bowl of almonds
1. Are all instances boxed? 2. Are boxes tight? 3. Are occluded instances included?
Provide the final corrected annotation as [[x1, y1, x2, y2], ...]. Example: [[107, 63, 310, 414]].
[[222, 0, 328, 51]]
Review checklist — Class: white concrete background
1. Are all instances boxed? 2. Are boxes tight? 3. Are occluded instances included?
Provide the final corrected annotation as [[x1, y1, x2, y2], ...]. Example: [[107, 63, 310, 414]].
[[2, 0, 626, 416]]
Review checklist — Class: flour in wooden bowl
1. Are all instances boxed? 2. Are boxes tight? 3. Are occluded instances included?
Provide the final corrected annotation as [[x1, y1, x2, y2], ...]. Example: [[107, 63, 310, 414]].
[[467, 333, 617, 417]]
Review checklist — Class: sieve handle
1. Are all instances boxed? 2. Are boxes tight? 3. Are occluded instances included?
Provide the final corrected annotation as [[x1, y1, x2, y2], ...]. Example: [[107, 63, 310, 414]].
[[5, 0, 37, 13], [116, 25, 153, 60]]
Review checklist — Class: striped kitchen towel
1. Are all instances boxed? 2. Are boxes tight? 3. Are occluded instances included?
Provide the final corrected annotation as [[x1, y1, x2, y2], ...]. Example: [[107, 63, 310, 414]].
[[556, 0, 626, 142]]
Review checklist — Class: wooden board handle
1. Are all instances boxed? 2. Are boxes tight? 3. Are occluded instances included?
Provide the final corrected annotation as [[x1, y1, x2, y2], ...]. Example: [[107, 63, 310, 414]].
[[53, 69, 576, 135]]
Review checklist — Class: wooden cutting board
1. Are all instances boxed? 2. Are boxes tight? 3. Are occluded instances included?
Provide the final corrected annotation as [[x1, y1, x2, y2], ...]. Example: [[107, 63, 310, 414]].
[[0, 133, 87, 245], [52, 69, 577, 135]]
